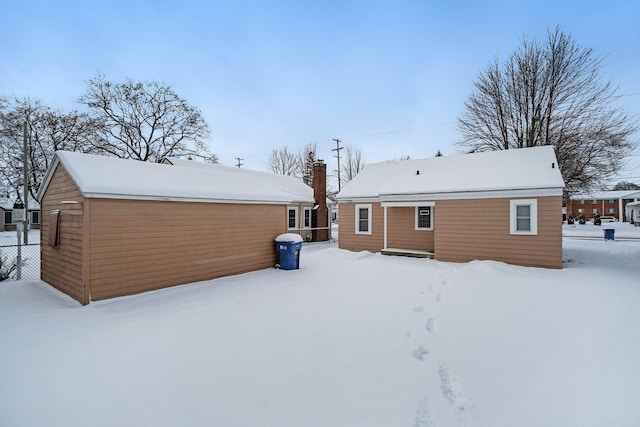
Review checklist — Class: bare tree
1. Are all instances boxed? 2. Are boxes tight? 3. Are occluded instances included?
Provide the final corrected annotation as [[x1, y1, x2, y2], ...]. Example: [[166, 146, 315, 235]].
[[78, 73, 217, 163], [612, 181, 640, 191], [0, 97, 97, 200], [458, 27, 637, 193], [341, 145, 366, 183], [267, 146, 299, 175]]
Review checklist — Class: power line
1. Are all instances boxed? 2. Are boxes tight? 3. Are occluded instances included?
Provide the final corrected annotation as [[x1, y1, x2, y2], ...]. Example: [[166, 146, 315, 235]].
[[235, 157, 244, 168]]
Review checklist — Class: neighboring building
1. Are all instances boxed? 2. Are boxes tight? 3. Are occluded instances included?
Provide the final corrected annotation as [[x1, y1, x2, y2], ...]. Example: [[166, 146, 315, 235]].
[[626, 201, 640, 226], [336, 146, 565, 269], [37, 151, 327, 305], [1, 195, 41, 232], [567, 190, 640, 222]]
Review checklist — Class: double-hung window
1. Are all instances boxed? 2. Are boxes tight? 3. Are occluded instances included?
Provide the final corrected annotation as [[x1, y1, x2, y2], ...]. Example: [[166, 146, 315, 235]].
[[355, 204, 371, 234], [510, 199, 537, 235], [415, 206, 433, 230], [303, 207, 311, 228], [31, 210, 40, 225], [287, 207, 297, 230]]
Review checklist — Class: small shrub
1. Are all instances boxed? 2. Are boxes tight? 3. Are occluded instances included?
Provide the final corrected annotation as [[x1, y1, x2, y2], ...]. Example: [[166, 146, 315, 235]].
[[0, 253, 20, 281]]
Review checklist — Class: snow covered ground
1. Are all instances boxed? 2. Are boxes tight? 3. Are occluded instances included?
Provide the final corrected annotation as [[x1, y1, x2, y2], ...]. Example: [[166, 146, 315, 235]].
[[1, 225, 639, 426]]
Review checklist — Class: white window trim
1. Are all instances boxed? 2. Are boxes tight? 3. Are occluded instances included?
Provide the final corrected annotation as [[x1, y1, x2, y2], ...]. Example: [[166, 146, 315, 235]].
[[355, 204, 372, 235], [303, 207, 311, 228], [31, 210, 40, 225], [287, 206, 298, 230], [415, 206, 434, 231], [510, 199, 538, 235]]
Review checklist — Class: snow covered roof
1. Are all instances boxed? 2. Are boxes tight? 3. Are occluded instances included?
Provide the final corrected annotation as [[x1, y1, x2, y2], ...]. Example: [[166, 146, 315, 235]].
[[163, 157, 313, 203], [0, 197, 13, 210], [337, 146, 565, 201], [571, 190, 640, 200], [0, 195, 41, 211], [37, 151, 316, 205]]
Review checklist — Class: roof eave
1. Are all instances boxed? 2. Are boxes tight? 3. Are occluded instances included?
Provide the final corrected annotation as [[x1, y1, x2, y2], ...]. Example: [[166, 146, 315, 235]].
[[337, 186, 565, 203], [36, 155, 62, 202]]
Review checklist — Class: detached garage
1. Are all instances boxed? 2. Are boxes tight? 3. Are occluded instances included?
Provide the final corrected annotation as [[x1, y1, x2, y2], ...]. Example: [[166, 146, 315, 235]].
[[37, 151, 315, 305]]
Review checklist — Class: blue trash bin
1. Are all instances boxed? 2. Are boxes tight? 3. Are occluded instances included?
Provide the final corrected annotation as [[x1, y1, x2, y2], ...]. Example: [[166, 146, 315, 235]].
[[275, 233, 303, 270], [603, 229, 615, 241]]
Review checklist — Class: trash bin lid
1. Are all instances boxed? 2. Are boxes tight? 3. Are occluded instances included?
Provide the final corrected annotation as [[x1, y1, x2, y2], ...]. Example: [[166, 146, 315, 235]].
[[275, 233, 304, 243]]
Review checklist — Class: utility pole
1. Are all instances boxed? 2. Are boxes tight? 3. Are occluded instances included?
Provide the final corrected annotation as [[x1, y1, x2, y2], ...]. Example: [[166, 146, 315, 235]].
[[235, 157, 244, 168], [331, 138, 343, 192], [23, 122, 29, 244]]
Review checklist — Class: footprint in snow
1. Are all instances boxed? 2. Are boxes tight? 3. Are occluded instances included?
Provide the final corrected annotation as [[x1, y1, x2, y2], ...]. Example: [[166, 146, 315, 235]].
[[414, 305, 426, 313], [412, 346, 429, 361], [438, 363, 467, 410], [436, 293, 445, 304], [414, 397, 434, 427], [425, 317, 439, 334]]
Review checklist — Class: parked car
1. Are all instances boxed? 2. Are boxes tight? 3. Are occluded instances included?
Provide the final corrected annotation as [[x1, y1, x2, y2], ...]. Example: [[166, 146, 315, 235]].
[[599, 216, 616, 223]]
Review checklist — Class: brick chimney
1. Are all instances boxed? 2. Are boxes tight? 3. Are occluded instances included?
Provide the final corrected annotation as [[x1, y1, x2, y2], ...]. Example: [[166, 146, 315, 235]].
[[312, 160, 329, 241]]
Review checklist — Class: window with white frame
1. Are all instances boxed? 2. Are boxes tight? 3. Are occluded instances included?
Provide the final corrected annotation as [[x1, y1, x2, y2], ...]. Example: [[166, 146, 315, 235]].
[[591, 199, 599, 204], [415, 206, 433, 230], [579, 199, 585, 204], [287, 207, 297, 230], [510, 199, 537, 235], [303, 207, 311, 228], [31, 211, 40, 225], [607, 199, 616, 204], [607, 208, 616, 214], [590, 208, 600, 214], [4, 211, 11, 224], [355, 204, 372, 234]]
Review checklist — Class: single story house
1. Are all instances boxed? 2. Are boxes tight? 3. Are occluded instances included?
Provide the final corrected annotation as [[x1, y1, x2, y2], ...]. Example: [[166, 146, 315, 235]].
[[336, 146, 565, 269], [1, 195, 41, 232], [37, 151, 327, 305], [567, 190, 640, 222]]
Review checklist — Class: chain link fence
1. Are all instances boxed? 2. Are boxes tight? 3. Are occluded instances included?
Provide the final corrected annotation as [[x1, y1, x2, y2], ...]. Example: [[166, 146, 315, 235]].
[[0, 244, 41, 282]]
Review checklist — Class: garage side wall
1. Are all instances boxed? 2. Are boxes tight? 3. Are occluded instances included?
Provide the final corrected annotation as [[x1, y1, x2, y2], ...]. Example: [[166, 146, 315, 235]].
[[40, 165, 87, 304], [338, 202, 384, 252], [434, 196, 563, 268], [88, 199, 285, 301]]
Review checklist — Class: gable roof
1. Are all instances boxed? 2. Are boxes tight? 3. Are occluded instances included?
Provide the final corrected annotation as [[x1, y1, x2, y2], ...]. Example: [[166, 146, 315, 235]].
[[163, 157, 313, 203], [337, 146, 565, 201], [37, 151, 315, 205]]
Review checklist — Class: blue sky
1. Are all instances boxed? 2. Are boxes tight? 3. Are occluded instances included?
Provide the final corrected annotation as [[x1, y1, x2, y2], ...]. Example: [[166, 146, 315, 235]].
[[1, 0, 639, 188]]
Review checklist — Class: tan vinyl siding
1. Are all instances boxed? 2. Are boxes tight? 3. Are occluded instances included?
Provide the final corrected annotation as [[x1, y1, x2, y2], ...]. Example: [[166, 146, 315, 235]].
[[434, 196, 562, 268], [286, 202, 315, 242], [338, 202, 384, 252], [40, 165, 87, 304], [386, 207, 434, 252], [87, 199, 285, 301]]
